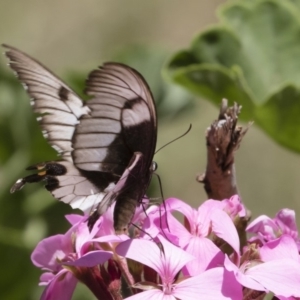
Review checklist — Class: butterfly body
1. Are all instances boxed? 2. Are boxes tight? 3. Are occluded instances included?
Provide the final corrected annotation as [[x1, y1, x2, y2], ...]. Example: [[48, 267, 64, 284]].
[[4, 44, 157, 232]]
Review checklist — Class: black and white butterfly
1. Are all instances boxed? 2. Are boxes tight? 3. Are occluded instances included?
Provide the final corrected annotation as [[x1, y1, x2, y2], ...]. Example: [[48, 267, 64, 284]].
[[4, 44, 157, 234]]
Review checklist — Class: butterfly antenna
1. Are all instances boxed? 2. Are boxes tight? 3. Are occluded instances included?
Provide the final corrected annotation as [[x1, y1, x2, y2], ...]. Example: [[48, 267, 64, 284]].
[[152, 172, 170, 238], [140, 196, 150, 216], [154, 124, 192, 154]]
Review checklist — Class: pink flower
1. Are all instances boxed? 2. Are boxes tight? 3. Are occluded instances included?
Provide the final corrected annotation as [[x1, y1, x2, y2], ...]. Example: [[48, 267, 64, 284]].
[[225, 235, 300, 298], [116, 235, 242, 299], [31, 215, 113, 300], [222, 195, 246, 219], [149, 198, 240, 275], [247, 209, 300, 249]]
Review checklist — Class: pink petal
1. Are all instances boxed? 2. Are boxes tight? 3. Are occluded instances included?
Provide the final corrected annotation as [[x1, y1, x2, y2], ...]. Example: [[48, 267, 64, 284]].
[[246, 259, 300, 297], [41, 269, 77, 300], [164, 198, 201, 236], [89, 216, 104, 237], [164, 198, 194, 218], [141, 206, 163, 239], [116, 238, 163, 274], [275, 209, 298, 233], [64, 214, 85, 225], [224, 256, 265, 292], [183, 236, 224, 275], [31, 235, 70, 271], [174, 267, 242, 300], [116, 236, 193, 278], [39, 272, 54, 285], [161, 212, 191, 247], [237, 274, 266, 292], [75, 222, 93, 255], [223, 195, 246, 218], [94, 203, 115, 236], [64, 250, 112, 267], [260, 235, 299, 262], [124, 289, 175, 300], [92, 234, 129, 244], [246, 215, 276, 234], [196, 200, 225, 235], [211, 209, 240, 256], [158, 235, 195, 278]]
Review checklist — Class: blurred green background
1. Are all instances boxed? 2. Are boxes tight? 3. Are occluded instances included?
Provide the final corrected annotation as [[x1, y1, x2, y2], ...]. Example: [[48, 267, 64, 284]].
[[1, 0, 300, 299]]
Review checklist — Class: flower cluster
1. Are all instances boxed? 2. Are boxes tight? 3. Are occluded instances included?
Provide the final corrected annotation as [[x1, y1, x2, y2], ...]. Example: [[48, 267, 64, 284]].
[[32, 196, 300, 300]]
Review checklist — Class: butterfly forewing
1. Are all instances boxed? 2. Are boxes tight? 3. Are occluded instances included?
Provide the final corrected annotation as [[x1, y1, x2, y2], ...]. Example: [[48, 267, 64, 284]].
[[77, 63, 157, 173]]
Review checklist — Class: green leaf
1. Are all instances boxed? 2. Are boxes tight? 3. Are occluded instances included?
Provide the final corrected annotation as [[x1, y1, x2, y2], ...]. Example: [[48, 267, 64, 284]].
[[255, 85, 300, 152], [165, 0, 300, 152], [170, 64, 255, 119], [220, 0, 300, 102]]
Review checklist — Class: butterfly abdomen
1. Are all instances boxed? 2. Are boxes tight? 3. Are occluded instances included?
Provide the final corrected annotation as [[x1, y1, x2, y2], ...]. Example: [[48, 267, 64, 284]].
[[114, 196, 138, 235]]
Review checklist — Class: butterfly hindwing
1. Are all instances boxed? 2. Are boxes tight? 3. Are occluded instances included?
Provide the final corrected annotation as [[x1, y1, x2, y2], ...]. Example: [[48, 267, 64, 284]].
[[4, 45, 118, 213], [3, 44, 90, 161]]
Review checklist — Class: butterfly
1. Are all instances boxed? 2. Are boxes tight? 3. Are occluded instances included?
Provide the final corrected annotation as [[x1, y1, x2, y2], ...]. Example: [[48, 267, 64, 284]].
[[4, 44, 157, 234]]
